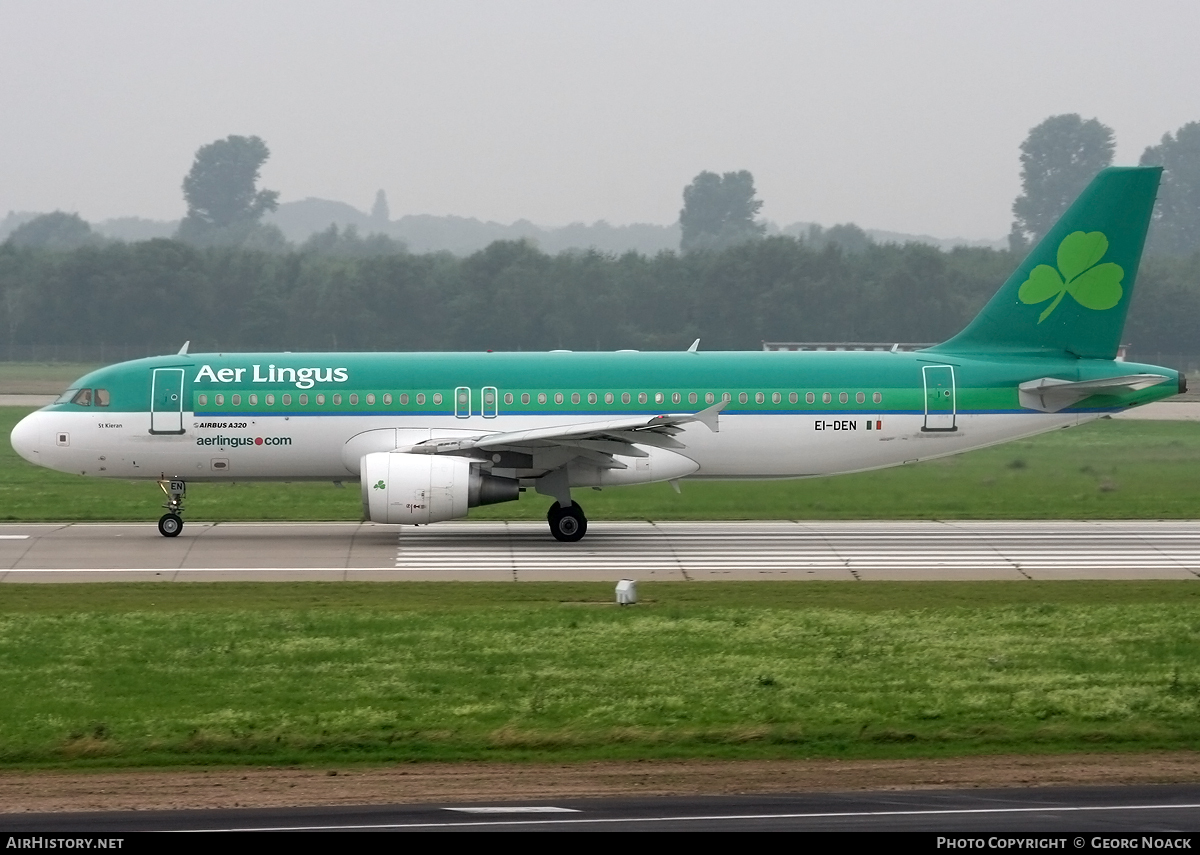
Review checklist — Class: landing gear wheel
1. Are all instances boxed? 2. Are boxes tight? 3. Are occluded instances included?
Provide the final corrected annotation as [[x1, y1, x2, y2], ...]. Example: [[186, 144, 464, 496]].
[[547, 502, 587, 542], [157, 479, 186, 538], [158, 513, 183, 538]]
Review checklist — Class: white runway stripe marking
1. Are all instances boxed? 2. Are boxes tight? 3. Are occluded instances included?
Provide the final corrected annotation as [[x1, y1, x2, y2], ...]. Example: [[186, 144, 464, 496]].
[[390, 521, 1200, 577], [184, 800, 1200, 832], [446, 806, 580, 813]]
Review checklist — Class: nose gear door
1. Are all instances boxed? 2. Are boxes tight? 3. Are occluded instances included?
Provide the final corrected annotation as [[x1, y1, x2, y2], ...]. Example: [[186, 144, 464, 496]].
[[150, 368, 186, 434]]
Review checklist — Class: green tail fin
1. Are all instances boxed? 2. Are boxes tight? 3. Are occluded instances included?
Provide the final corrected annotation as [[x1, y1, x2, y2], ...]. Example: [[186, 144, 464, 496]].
[[933, 166, 1161, 359]]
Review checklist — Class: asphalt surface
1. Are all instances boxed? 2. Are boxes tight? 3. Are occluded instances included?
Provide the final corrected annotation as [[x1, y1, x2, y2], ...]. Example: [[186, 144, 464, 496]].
[[2, 520, 1200, 581], [1, 785, 1198, 832]]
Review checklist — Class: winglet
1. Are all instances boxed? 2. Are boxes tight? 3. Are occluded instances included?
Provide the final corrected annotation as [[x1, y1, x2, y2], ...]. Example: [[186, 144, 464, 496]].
[[177, 341, 190, 356], [687, 338, 700, 353], [692, 400, 725, 433]]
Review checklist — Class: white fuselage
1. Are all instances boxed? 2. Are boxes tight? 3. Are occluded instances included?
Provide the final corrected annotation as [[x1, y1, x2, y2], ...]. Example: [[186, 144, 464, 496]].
[[12, 406, 1088, 485]]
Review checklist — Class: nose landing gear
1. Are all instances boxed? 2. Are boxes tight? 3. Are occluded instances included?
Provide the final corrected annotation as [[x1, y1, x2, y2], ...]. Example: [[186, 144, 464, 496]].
[[157, 479, 186, 537]]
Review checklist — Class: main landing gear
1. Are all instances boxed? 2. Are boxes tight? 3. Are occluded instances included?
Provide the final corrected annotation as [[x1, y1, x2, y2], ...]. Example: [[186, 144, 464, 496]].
[[157, 478, 186, 537], [547, 502, 587, 542]]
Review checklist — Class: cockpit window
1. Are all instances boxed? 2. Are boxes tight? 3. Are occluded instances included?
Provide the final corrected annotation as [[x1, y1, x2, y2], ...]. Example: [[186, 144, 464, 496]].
[[55, 389, 78, 404], [95, 389, 110, 407], [70, 388, 93, 406]]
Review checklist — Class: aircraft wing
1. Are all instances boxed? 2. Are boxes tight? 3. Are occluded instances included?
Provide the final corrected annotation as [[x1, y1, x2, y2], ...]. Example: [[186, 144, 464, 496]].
[[401, 401, 725, 464], [1018, 374, 1171, 413]]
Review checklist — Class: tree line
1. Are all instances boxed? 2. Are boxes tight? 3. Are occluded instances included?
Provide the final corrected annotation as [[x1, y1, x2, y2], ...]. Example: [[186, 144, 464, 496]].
[[1, 235, 1196, 359], [2, 117, 1198, 364]]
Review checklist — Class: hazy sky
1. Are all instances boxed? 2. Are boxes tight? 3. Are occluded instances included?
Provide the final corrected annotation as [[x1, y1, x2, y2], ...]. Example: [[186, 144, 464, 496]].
[[3, 1, 1198, 238]]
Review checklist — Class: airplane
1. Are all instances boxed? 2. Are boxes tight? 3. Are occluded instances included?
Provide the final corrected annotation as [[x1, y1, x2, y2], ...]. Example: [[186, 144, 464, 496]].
[[8, 166, 1185, 541]]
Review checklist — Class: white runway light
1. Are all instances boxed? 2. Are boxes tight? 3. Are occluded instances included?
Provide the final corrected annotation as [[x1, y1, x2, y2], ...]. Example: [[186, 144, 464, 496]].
[[616, 579, 637, 605]]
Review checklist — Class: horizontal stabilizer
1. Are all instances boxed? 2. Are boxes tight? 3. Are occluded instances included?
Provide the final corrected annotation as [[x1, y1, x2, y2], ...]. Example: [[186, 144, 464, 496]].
[[1018, 374, 1170, 413]]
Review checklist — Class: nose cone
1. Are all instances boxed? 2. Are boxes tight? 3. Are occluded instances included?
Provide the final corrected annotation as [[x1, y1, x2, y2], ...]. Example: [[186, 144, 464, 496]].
[[10, 412, 42, 466]]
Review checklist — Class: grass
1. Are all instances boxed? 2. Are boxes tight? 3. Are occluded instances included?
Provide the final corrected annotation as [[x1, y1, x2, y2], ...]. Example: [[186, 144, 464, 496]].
[[0, 581, 1197, 768], [0, 364, 101, 395], [4, 406, 1200, 521]]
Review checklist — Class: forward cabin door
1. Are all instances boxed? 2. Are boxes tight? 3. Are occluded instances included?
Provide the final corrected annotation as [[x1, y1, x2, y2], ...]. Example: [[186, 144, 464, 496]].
[[150, 368, 186, 434], [922, 364, 957, 432]]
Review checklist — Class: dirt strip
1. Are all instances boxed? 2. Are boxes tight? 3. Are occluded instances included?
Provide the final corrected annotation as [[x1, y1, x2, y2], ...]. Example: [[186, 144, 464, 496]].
[[1, 752, 1198, 813]]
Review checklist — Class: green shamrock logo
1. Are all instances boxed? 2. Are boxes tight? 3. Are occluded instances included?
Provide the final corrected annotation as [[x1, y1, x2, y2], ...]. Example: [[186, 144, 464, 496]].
[[1017, 231, 1124, 323], [373, 480, 386, 490]]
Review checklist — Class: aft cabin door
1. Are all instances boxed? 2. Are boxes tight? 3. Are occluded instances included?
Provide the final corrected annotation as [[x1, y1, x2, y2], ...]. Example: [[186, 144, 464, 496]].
[[922, 365, 957, 432], [150, 368, 186, 434]]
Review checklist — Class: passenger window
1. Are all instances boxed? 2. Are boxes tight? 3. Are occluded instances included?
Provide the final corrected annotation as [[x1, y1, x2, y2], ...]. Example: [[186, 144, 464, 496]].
[[415, 393, 424, 405], [249, 394, 258, 405], [604, 392, 614, 404], [755, 392, 764, 404], [383, 393, 392, 405], [672, 392, 681, 404], [504, 393, 513, 405], [198, 394, 207, 406], [689, 392, 698, 404], [71, 389, 92, 406], [856, 392, 865, 404], [622, 393, 631, 404], [822, 393, 831, 404], [282, 394, 292, 406], [655, 392, 664, 404], [232, 394, 241, 406], [399, 393, 407, 405], [722, 393, 732, 402], [555, 393, 564, 404], [521, 393, 529, 404], [789, 392, 798, 404], [266, 394, 275, 405], [587, 392, 597, 404], [570, 393, 580, 404], [316, 394, 325, 405], [638, 392, 648, 404], [433, 393, 443, 405], [366, 393, 376, 405], [351, 393, 360, 405], [806, 392, 815, 404], [705, 392, 715, 404], [538, 393, 547, 404], [772, 392, 781, 404], [95, 389, 111, 407], [216, 394, 225, 405], [873, 392, 882, 404], [739, 392, 749, 404], [839, 392, 849, 404], [299, 394, 308, 405], [334, 393, 343, 405]]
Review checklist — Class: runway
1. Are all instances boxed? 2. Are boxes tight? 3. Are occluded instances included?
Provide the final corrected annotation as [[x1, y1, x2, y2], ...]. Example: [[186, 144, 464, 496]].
[[3, 785, 1198, 832], [2, 520, 1200, 581]]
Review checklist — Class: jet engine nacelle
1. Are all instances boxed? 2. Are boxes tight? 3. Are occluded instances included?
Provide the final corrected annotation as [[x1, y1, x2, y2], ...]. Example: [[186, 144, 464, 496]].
[[360, 452, 519, 525]]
